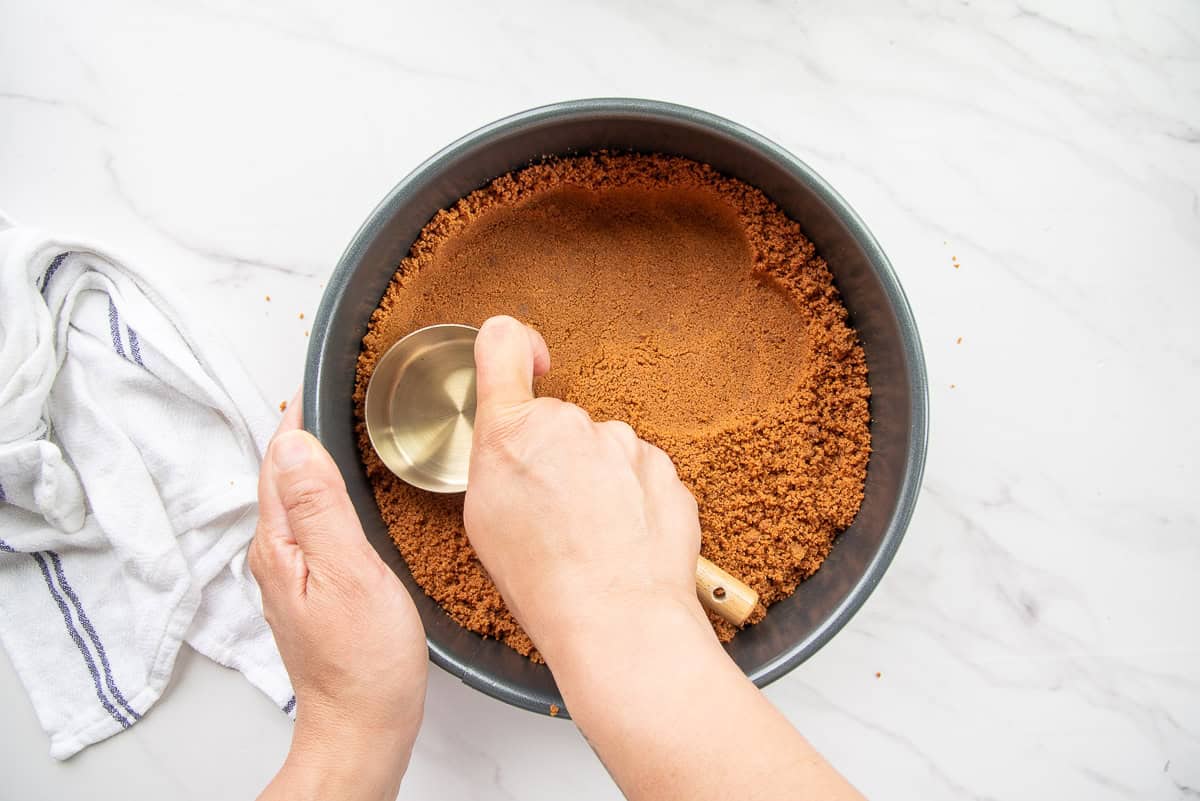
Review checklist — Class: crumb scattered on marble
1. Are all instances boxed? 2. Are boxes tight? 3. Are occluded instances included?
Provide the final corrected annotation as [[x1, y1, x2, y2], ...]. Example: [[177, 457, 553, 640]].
[[265, 295, 271, 302], [956, 337, 963, 345], [549, 704, 560, 717], [279, 400, 288, 412], [299, 312, 305, 320], [304, 330, 309, 337], [950, 384, 956, 389], [875, 671, 882, 679]]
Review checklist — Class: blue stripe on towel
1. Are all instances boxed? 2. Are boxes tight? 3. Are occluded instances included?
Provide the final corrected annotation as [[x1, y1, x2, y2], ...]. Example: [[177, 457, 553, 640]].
[[47, 552, 140, 721], [126, 325, 144, 367], [0, 542, 138, 722], [31, 552, 131, 728], [41, 252, 69, 297], [107, 299, 127, 359]]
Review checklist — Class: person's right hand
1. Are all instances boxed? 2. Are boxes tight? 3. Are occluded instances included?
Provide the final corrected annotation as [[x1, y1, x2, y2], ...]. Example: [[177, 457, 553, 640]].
[[463, 315, 710, 664], [463, 316, 864, 801]]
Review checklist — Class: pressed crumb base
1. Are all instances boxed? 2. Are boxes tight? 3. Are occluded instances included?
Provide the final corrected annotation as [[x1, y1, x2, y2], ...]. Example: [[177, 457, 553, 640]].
[[354, 153, 871, 659]]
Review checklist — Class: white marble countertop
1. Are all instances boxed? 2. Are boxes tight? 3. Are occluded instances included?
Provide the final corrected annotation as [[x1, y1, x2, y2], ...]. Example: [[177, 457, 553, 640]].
[[3, 0, 1198, 798]]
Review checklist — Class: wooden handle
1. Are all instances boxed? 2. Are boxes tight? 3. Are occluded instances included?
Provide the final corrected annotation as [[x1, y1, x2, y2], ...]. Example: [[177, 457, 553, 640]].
[[695, 555, 759, 627]]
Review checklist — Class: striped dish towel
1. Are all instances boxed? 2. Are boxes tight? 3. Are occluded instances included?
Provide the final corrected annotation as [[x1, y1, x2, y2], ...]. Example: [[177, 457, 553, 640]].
[[0, 216, 294, 759]]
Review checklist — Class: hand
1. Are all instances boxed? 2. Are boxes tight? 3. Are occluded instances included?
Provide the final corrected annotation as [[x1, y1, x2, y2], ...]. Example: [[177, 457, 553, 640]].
[[251, 397, 427, 801], [464, 317, 863, 801], [464, 316, 709, 665]]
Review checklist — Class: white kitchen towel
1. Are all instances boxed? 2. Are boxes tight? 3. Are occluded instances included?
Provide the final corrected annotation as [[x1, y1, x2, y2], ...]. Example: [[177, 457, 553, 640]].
[[0, 215, 295, 759]]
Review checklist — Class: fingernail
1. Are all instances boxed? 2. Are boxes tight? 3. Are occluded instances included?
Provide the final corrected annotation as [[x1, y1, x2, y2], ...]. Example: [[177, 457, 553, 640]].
[[271, 430, 311, 471]]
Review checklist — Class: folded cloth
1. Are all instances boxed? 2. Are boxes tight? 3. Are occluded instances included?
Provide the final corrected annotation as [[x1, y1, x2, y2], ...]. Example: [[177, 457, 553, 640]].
[[0, 214, 294, 759]]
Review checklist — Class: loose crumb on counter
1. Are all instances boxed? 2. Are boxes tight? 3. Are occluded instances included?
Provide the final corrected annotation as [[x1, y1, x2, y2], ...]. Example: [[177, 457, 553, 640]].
[[279, 400, 288, 412], [549, 704, 560, 717], [354, 153, 871, 660]]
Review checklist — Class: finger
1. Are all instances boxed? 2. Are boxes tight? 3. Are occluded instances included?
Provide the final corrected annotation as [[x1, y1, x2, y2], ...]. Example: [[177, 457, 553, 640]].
[[261, 429, 370, 562], [249, 521, 307, 606], [474, 316, 550, 416], [598, 419, 641, 465], [258, 386, 303, 535], [636, 442, 693, 513], [637, 441, 702, 554], [527, 326, 551, 379], [279, 387, 302, 432]]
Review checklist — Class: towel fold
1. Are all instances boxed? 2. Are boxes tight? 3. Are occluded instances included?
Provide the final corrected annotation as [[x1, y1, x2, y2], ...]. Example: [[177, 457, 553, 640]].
[[0, 215, 294, 759]]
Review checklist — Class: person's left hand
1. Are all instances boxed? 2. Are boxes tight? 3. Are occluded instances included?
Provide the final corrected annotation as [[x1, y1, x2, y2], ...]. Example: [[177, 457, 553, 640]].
[[251, 395, 427, 801]]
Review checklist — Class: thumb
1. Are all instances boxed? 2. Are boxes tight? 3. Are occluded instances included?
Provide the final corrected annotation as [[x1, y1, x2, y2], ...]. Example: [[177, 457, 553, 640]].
[[473, 316, 550, 417], [258, 429, 368, 562]]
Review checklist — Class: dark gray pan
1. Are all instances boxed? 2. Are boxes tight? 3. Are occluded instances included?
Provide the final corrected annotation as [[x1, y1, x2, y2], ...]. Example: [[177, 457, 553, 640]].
[[304, 98, 928, 718]]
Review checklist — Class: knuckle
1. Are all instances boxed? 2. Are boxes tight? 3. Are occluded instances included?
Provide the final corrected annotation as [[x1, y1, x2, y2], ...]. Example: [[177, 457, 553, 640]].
[[278, 477, 335, 524], [479, 413, 522, 449], [478, 398, 596, 461], [529, 396, 564, 415], [602, 420, 637, 443], [506, 397, 577, 432], [641, 441, 677, 473], [478, 407, 535, 455], [600, 420, 641, 462], [555, 402, 592, 430]]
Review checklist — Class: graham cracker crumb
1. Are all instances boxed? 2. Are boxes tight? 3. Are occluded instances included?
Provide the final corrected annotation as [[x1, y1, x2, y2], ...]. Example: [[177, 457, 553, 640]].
[[354, 153, 871, 659]]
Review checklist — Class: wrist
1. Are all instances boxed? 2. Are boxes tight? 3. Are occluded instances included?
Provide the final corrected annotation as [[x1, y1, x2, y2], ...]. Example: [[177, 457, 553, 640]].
[[541, 595, 725, 717], [262, 699, 420, 801]]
